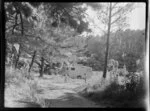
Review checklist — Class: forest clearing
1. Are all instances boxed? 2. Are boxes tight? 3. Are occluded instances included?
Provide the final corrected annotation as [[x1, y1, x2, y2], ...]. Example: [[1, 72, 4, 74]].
[[4, 2, 147, 108]]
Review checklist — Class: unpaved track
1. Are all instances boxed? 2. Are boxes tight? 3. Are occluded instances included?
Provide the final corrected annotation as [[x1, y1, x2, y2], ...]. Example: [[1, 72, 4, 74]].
[[35, 77, 100, 107], [5, 75, 101, 108]]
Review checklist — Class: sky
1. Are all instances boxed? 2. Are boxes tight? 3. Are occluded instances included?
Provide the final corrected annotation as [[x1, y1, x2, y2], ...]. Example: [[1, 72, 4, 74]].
[[84, 3, 146, 36], [127, 3, 146, 30]]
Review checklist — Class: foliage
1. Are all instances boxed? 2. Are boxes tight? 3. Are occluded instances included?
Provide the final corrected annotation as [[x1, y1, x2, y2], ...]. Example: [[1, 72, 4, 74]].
[[5, 2, 94, 74], [109, 30, 145, 71], [82, 29, 145, 72], [43, 3, 92, 34], [82, 73, 146, 108]]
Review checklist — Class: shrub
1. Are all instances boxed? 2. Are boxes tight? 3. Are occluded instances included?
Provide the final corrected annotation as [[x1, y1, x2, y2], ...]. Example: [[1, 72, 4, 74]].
[[5, 67, 26, 87], [82, 73, 146, 108], [5, 66, 48, 107]]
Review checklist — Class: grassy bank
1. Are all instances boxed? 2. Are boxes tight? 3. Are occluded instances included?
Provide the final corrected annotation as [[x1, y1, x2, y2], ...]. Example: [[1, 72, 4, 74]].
[[5, 67, 48, 107]]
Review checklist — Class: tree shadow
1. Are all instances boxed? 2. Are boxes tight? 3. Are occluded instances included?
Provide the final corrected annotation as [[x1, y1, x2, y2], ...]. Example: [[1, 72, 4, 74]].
[[77, 85, 146, 108], [12, 92, 100, 108], [43, 92, 100, 108]]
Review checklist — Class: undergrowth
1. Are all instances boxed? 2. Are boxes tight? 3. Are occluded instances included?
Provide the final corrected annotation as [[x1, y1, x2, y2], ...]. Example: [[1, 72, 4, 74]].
[[81, 73, 146, 108], [5, 67, 49, 107]]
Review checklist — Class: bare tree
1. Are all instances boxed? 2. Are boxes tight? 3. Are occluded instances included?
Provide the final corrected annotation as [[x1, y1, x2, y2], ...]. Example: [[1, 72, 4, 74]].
[[96, 3, 134, 78]]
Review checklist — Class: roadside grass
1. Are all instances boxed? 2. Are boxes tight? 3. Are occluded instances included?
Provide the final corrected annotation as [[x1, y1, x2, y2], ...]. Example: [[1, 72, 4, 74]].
[[5, 66, 49, 108]]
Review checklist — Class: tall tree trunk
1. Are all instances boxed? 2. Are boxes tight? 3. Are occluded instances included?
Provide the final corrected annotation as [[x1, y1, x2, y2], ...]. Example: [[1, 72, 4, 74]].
[[15, 46, 21, 69], [12, 13, 18, 34], [39, 57, 44, 77], [103, 3, 112, 78], [5, 11, 7, 64], [14, 12, 24, 69], [28, 51, 36, 73], [19, 12, 24, 35]]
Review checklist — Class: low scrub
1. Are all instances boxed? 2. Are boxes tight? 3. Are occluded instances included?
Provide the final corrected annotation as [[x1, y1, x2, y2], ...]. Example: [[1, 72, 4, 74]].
[[5, 67, 49, 107]]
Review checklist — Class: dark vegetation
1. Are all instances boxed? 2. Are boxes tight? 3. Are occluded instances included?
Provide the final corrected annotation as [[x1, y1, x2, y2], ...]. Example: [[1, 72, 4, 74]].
[[80, 75, 146, 108]]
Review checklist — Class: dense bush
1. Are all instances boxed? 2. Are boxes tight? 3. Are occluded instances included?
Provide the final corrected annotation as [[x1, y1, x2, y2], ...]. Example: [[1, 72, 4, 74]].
[[83, 72, 146, 108]]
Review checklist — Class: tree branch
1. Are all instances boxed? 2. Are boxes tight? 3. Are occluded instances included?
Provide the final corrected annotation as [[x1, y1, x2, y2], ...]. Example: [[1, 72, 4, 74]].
[[111, 7, 124, 17], [6, 23, 21, 31], [111, 3, 118, 9], [99, 10, 108, 16], [60, 44, 75, 49], [34, 60, 41, 66], [19, 11, 24, 35], [111, 15, 121, 25]]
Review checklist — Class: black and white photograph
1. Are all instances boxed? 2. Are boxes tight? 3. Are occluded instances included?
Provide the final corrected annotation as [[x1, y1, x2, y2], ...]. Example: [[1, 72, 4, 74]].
[[3, 2, 148, 109]]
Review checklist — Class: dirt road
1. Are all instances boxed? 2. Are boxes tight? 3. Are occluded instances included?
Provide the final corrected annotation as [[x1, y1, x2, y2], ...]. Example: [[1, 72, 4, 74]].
[[35, 76, 100, 107], [5, 75, 101, 108]]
